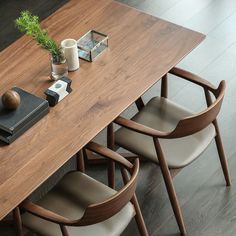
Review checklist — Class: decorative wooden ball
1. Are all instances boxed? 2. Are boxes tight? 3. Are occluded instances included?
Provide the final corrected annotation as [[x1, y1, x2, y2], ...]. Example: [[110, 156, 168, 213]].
[[2, 90, 21, 110]]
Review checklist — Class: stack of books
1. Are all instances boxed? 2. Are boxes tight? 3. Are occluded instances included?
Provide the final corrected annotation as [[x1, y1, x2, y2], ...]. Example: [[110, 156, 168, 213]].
[[0, 87, 49, 144]]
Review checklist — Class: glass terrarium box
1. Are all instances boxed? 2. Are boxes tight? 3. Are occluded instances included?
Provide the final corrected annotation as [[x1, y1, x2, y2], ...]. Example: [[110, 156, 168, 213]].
[[77, 30, 108, 62]]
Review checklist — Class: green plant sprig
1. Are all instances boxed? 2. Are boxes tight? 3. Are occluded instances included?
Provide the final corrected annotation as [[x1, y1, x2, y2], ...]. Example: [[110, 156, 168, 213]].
[[15, 11, 63, 63]]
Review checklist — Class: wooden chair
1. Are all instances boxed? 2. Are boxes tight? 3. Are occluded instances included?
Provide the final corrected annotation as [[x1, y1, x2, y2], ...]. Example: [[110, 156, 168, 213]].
[[15, 142, 148, 236], [110, 67, 231, 234]]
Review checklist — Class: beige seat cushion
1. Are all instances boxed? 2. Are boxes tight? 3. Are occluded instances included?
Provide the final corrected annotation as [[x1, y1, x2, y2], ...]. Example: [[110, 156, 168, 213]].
[[115, 97, 216, 168], [22, 172, 135, 236]]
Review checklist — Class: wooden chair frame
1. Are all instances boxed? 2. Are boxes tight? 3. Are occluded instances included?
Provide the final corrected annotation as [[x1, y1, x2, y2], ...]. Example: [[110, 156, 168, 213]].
[[108, 67, 231, 234], [15, 142, 148, 236]]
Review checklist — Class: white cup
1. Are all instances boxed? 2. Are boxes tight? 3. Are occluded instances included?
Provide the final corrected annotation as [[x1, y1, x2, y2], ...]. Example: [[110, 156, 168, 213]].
[[61, 39, 80, 71]]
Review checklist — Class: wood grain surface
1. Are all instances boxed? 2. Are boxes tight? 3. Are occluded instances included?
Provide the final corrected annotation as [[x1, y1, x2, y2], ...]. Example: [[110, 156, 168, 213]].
[[0, 0, 204, 220]]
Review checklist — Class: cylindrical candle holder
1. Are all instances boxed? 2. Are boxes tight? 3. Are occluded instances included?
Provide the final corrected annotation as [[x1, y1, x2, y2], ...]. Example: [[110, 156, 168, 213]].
[[61, 39, 80, 71]]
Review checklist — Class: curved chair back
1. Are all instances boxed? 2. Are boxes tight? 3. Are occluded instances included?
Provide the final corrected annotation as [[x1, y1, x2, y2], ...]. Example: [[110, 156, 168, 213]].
[[166, 80, 225, 138], [72, 158, 139, 226]]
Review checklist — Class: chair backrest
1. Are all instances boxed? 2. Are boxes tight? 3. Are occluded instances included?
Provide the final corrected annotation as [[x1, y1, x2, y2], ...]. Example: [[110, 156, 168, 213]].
[[71, 158, 139, 226], [166, 80, 225, 139]]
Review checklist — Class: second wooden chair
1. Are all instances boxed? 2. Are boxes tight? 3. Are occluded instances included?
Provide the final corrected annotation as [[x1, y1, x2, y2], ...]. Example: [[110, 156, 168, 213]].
[[16, 142, 148, 236], [110, 67, 231, 234]]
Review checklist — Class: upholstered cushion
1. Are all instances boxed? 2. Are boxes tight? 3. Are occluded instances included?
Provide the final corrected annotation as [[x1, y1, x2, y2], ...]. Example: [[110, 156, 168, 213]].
[[22, 172, 135, 236], [115, 97, 216, 168]]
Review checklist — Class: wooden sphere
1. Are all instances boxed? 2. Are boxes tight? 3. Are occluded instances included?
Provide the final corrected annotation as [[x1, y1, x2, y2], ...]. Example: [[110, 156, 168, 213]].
[[2, 90, 21, 110]]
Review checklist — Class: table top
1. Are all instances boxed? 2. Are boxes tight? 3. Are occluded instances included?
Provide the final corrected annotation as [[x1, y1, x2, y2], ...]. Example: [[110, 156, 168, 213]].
[[0, 0, 205, 220]]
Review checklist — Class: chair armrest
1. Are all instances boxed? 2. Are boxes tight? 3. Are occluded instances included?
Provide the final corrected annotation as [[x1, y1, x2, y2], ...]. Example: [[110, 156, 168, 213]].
[[85, 142, 134, 170], [114, 116, 169, 138], [169, 67, 217, 94], [20, 199, 73, 225]]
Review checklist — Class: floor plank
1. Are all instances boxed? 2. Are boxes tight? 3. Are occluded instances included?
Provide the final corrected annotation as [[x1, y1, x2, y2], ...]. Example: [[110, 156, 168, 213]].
[[209, 11, 236, 46], [184, 0, 236, 35], [160, 0, 214, 25]]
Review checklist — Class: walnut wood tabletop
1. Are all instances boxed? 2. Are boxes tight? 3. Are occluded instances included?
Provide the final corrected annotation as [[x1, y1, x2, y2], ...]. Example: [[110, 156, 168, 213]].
[[0, 0, 205, 220]]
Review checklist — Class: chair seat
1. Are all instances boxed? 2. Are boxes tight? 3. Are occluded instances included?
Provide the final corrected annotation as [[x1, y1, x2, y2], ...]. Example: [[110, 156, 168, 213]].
[[115, 96, 216, 168], [22, 171, 135, 236]]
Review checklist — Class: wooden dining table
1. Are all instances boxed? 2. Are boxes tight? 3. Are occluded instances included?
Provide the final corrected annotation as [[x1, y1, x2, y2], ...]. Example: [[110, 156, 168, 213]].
[[0, 0, 205, 221]]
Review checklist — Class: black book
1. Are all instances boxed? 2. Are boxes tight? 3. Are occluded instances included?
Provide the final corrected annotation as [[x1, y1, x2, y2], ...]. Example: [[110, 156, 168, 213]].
[[0, 107, 49, 144], [0, 87, 49, 134]]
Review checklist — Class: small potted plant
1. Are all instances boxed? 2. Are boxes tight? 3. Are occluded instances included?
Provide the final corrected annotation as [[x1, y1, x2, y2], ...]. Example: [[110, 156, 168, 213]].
[[15, 10, 68, 80]]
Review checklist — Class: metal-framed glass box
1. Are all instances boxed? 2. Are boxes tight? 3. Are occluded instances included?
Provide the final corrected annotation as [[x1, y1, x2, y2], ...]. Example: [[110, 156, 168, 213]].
[[77, 30, 108, 62]]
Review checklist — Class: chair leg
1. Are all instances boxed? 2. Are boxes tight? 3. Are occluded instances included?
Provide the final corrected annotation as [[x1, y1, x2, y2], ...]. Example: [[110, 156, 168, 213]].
[[76, 150, 85, 173], [213, 120, 231, 186], [135, 97, 145, 111], [60, 225, 69, 236], [13, 207, 23, 236], [107, 123, 115, 188], [121, 167, 148, 236], [132, 194, 149, 236], [161, 74, 168, 98], [153, 138, 186, 235]]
